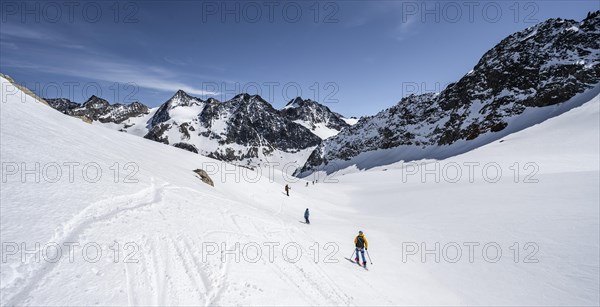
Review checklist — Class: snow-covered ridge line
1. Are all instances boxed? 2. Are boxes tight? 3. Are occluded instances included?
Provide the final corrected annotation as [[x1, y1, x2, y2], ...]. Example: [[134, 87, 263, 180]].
[[298, 11, 600, 176], [42, 88, 350, 171], [0, 72, 49, 106]]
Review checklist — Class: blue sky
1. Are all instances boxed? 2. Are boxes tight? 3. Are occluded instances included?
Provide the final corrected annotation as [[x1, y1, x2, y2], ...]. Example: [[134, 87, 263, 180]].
[[1, 1, 598, 117]]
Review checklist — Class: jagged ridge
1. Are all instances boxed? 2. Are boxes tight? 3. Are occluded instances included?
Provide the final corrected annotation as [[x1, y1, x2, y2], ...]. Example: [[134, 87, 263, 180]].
[[45, 96, 149, 124], [299, 12, 600, 175]]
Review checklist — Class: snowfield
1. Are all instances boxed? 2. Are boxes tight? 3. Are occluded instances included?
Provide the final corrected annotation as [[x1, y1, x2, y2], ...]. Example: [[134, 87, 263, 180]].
[[1, 75, 599, 305], [292, 120, 341, 139]]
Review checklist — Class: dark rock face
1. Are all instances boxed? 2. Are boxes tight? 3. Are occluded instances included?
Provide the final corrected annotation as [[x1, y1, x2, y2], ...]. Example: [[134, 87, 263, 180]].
[[45, 96, 149, 124], [302, 93, 443, 166], [46, 98, 79, 113], [46, 89, 334, 166], [173, 142, 199, 153], [434, 12, 600, 144], [144, 123, 171, 144], [179, 122, 192, 140], [300, 12, 600, 174], [213, 94, 322, 151], [280, 97, 350, 134], [142, 92, 323, 163]]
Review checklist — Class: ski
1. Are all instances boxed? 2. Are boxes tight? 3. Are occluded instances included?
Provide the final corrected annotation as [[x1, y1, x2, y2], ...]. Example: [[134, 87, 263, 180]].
[[344, 257, 368, 270]]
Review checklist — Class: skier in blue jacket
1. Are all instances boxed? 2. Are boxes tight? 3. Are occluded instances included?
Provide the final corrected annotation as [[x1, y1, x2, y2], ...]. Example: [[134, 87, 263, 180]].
[[304, 208, 310, 224]]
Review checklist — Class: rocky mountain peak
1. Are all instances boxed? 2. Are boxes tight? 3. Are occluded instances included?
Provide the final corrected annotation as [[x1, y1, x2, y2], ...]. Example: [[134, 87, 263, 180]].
[[82, 95, 110, 109], [45, 95, 149, 124], [206, 97, 220, 104], [230, 93, 268, 104], [232, 93, 251, 100], [167, 89, 203, 108], [285, 97, 306, 108], [280, 97, 350, 137], [142, 89, 323, 165], [298, 13, 600, 175], [45, 98, 80, 113]]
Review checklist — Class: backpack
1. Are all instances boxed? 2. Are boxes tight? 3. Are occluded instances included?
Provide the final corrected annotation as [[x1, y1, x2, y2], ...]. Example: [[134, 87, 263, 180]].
[[356, 236, 365, 248]]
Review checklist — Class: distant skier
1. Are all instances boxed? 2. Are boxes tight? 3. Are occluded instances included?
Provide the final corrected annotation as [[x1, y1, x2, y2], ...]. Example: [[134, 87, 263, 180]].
[[285, 184, 290, 196], [304, 208, 310, 224], [306, 182, 309, 187], [354, 230, 369, 267]]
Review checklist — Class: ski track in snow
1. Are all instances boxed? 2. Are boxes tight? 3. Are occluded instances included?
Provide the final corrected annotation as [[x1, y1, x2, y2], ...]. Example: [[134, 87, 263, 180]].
[[113, 188, 236, 306], [4, 178, 166, 306], [5, 180, 352, 306], [236, 199, 352, 305], [167, 185, 353, 305]]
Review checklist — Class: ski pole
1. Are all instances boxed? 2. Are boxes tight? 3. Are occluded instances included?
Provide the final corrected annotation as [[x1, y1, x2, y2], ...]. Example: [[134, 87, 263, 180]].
[[350, 249, 355, 260], [366, 249, 373, 264]]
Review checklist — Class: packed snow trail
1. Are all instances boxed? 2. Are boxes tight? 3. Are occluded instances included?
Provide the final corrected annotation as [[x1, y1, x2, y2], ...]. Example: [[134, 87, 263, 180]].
[[3, 179, 166, 306], [1, 76, 599, 305]]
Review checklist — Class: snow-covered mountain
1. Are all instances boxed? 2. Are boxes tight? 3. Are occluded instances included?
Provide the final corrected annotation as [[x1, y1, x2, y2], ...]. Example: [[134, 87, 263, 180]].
[[298, 12, 600, 175], [281, 97, 351, 139], [144, 92, 324, 167], [147, 89, 206, 127], [45, 90, 351, 170]]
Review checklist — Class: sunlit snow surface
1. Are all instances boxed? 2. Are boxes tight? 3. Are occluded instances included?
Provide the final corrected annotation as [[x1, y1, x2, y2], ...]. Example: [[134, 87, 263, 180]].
[[1, 76, 598, 305]]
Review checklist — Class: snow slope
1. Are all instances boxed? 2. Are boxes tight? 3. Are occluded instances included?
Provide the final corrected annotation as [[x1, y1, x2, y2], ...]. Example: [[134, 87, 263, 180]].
[[293, 120, 341, 139], [300, 86, 600, 176], [1, 75, 598, 306], [341, 117, 359, 126]]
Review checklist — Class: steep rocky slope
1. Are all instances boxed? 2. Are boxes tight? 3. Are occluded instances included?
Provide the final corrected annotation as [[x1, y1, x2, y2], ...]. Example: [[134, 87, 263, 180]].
[[299, 11, 600, 175]]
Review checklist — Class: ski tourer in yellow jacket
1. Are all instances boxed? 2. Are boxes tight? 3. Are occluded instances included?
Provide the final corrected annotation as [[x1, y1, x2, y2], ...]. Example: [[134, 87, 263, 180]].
[[354, 232, 368, 249], [354, 231, 368, 267]]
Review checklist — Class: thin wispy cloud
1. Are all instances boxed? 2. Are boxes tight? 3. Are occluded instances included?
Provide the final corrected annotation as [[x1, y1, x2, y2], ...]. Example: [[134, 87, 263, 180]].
[[0, 41, 19, 50], [395, 13, 419, 41], [62, 60, 220, 97], [163, 56, 187, 66], [1, 24, 220, 98], [338, 2, 421, 41], [3, 55, 219, 98], [0, 24, 48, 40], [1, 24, 92, 52]]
